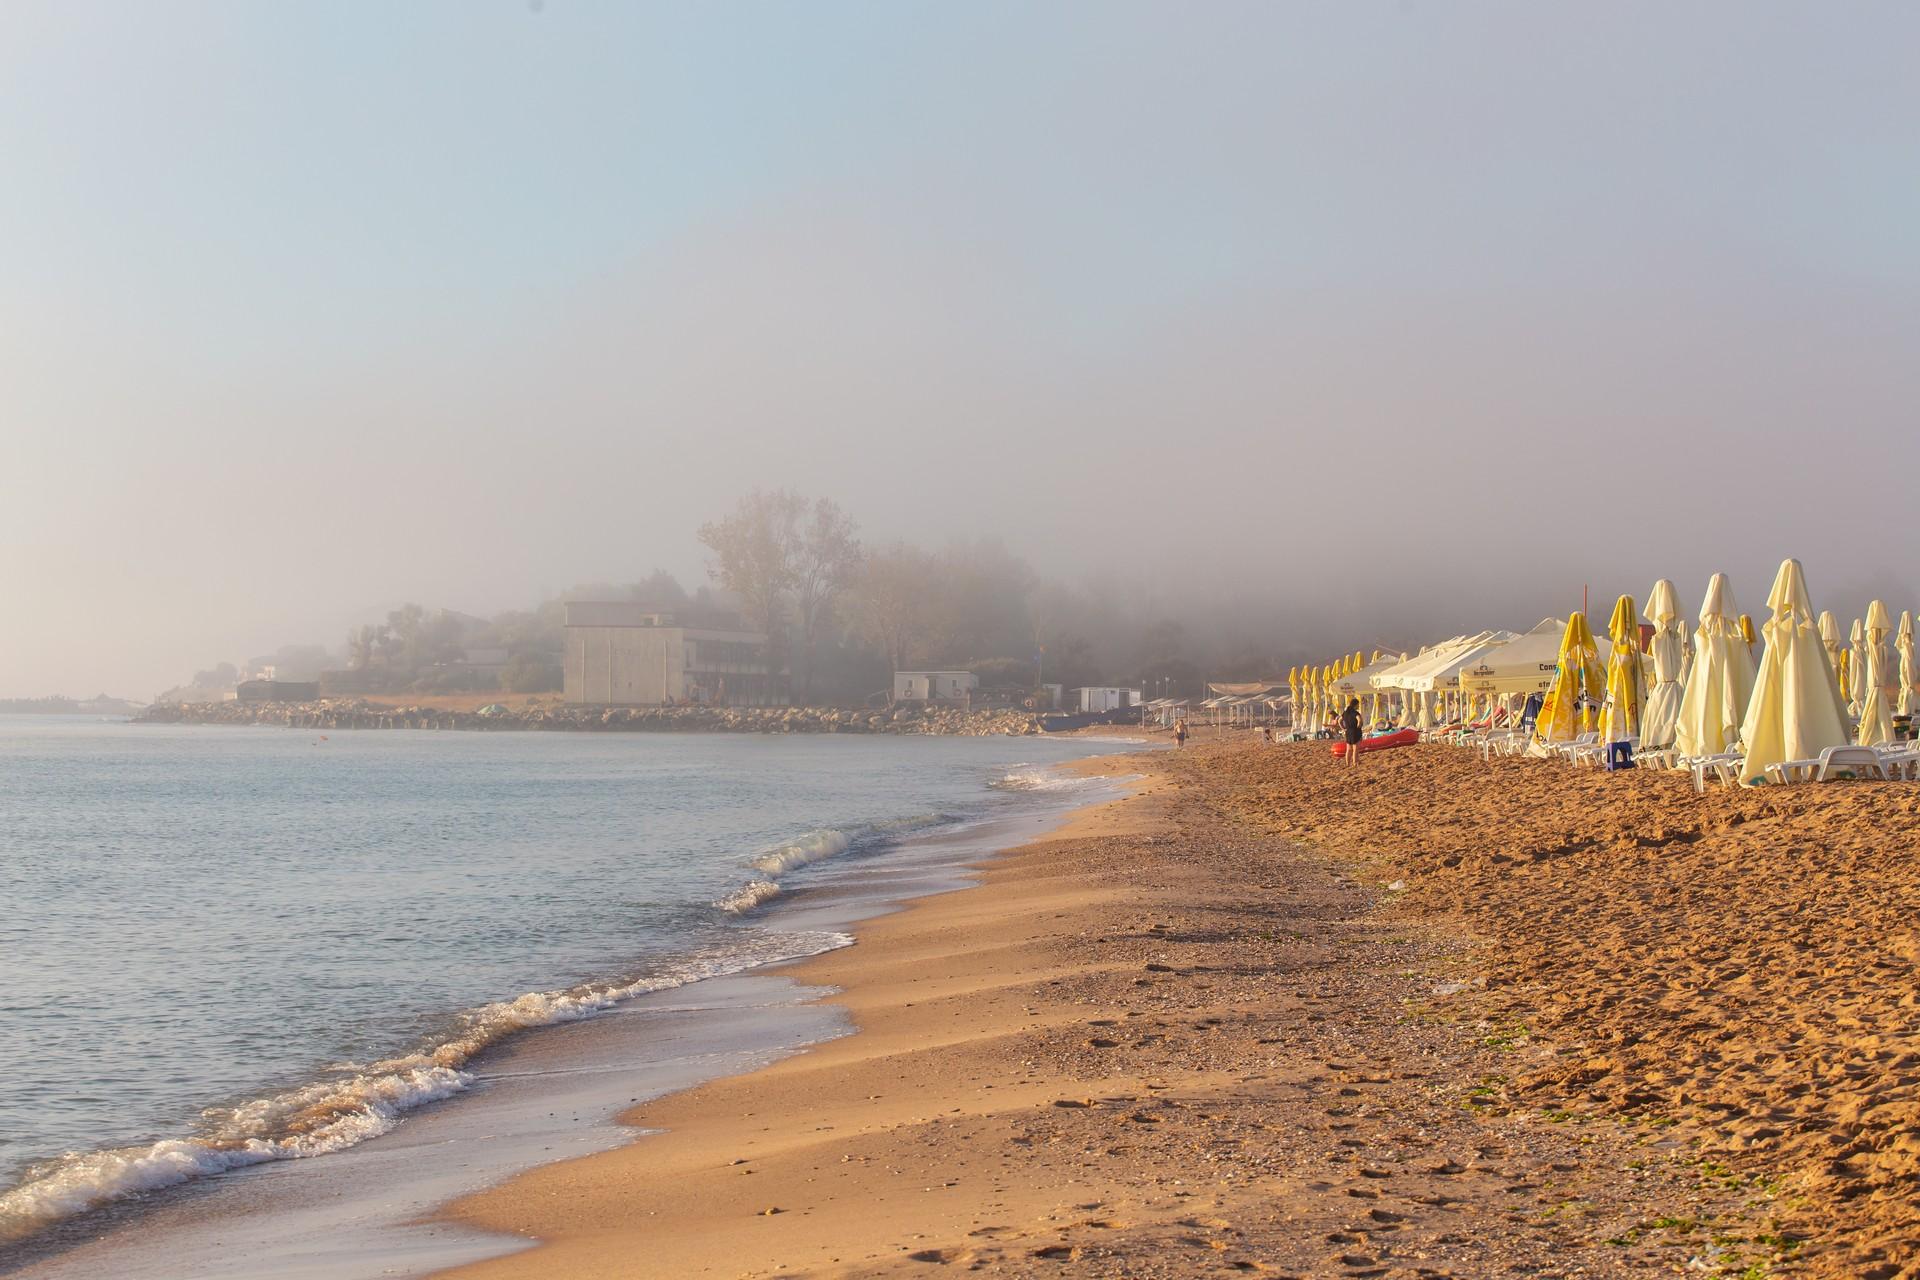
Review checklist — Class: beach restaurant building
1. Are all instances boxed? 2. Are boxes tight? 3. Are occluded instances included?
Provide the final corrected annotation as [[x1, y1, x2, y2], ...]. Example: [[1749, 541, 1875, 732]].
[[563, 602, 783, 707]]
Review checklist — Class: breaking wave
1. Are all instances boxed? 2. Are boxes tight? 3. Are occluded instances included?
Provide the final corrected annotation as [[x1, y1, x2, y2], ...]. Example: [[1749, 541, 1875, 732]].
[[992, 766, 1123, 793], [715, 816, 949, 915], [0, 929, 849, 1244]]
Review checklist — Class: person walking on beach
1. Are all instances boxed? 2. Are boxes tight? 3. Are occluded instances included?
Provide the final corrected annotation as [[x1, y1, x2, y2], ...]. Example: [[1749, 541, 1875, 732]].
[[1174, 717, 1189, 748], [1340, 697, 1364, 766]]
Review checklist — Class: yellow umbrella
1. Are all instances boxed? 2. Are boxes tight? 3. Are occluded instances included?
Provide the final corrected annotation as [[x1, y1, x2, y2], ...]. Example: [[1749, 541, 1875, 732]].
[[1286, 666, 1299, 732], [1739, 614, 1756, 650], [1900, 612, 1917, 719], [1536, 612, 1605, 744], [1858, 601, 1895, 746], [1640, 579, 1687, 748], [1740, 559, 1850, 784], [1599, 595, 1646, 745], [1674, 573, 1755, 759]]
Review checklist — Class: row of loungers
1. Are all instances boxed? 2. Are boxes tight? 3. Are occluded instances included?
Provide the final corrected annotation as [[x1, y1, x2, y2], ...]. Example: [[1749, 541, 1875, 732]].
[[1446, 724, 1920, 789]]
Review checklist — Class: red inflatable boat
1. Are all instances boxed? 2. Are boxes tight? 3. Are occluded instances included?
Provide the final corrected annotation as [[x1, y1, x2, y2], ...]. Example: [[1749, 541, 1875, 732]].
[[1330, 728, 1419, 758]]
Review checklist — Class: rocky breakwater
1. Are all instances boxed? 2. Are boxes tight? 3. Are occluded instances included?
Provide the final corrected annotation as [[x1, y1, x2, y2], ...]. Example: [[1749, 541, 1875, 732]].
[[133, 700, 1047, 736]]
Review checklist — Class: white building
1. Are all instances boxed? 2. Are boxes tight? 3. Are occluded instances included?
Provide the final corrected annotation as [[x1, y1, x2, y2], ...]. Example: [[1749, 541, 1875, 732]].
[[1077, 686, 1142, 713], [893, 671, 978, 704]]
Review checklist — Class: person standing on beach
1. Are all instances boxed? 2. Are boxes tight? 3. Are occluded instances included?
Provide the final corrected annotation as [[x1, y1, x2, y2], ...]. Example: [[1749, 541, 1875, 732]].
[[1174, 717, 1189, 748], [1340, 698, 1364, 766]]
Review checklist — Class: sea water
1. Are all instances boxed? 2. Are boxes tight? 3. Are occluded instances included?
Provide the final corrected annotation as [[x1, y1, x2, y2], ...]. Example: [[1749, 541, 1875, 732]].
[[0, 716, 1129, 1251]]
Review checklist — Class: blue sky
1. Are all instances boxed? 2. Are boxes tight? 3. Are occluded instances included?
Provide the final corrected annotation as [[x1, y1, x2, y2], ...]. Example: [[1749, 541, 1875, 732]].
[[7, 2, 1920, 693]]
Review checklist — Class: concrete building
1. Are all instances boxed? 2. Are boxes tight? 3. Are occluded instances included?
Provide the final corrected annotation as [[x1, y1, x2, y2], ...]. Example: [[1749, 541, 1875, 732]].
[[892, 671, 978, 704], [563, 602, 782, 706], [1076, 686, 1142, 713]]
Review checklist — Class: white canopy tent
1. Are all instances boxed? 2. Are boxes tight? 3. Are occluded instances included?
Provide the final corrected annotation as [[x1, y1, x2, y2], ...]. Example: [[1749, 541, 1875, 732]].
[[1457, 619, 1616, 722]]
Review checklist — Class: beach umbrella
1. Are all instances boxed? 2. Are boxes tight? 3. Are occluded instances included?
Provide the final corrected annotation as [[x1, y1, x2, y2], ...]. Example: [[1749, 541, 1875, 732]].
[[1596, 595, 1645, 745], [1740, 559, 1851, 784], [1818, 611, 1843, 683], [1900, 613, 1917, 718], [1535, 612, 1604, 744], [1739, 614, 1756, 652], [1846, 617, 1867, 715], [1674, 573, 1755, 759], [1640, 580, 1687, 748], [1287, 666, 1300, 731], [1858, 601, 1895, 746]]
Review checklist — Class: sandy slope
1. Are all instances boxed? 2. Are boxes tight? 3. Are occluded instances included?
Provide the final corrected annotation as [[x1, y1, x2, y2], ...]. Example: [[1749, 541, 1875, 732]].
[[434, 737, 1919, 1278]]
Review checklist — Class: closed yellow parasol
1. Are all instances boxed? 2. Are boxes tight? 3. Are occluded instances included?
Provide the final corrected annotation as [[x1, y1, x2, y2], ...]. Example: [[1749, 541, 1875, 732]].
[[1536, 612, 1605, 744], [1598, 595, 1646, 745]]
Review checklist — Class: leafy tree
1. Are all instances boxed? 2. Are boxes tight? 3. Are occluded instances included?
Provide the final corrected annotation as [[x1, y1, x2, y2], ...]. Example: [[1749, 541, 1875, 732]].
[[790, 498, 860, 702], [852, 542, 940, 684], [698, 490, 805, 653]]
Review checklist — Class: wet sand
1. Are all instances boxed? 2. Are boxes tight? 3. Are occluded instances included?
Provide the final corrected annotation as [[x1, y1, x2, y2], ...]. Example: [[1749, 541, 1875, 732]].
[[438, 734, 1920, 1277]]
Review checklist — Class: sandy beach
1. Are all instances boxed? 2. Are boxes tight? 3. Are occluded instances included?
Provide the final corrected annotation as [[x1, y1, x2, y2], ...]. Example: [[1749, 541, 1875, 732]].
[[428, 734, 1920, 1278]]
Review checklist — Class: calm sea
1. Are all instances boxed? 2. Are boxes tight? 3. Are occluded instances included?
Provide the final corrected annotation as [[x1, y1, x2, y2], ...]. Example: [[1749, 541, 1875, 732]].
[[0, 716, 1126, 1247]]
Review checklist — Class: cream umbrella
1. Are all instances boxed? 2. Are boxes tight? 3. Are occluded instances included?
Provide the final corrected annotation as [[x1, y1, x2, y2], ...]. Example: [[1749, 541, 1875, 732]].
[[1900, 613, 1917, 719], [1598, 596, 1646, 745], [1857, 601, 1895, 746], [1640, 581, 1686, 748], [1535, 613, 1604, 744], [1674, 573, 1755, 759], [1740, 559, 1851, 784], [1846, 617, 1867, 716], [1818, 611, 1843, 685]]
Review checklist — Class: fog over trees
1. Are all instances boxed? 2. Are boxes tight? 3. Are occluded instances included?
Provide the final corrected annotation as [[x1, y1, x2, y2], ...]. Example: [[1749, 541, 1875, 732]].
[[160, 490, 1275, 704]]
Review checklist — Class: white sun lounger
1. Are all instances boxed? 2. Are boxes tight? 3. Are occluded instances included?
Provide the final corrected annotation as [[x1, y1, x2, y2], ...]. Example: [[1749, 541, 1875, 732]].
[[1765, 745, 1892, 784]]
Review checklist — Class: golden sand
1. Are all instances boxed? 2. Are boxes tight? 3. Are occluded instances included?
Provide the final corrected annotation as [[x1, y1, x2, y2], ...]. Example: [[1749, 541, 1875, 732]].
[[433, 737, 1919, 1278]]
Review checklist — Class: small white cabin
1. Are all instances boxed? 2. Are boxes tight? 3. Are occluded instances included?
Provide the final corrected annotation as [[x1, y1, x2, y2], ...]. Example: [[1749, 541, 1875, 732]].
[[893, 671, 978, 703], [1077, 686, 1142, 713]]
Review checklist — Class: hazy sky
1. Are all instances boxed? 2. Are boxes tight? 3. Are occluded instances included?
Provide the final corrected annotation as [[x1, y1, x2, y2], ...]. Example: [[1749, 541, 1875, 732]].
[[7, 1, 1920, 694]]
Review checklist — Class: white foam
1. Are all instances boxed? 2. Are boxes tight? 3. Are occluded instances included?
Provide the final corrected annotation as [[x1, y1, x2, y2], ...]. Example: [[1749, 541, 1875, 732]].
[[993, 767, 1103, 792], [750, 828, 854, 875], [0, 930, 851, 1243], [714, 879, 782, 914]]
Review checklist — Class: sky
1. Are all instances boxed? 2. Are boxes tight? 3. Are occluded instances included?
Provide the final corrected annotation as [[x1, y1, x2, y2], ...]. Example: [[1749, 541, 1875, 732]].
[[6, 1, 1920, 695]]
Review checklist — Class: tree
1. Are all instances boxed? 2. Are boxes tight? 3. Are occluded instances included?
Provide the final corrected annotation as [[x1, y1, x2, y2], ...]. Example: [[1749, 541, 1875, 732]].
[[698, 490, 806, 657], [789, 498, 861, 702], [852, 543, 940, 686]]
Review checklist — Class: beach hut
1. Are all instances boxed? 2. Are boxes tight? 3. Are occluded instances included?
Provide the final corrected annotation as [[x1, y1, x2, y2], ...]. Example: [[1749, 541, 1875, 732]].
[[1740, 559, 1851, 785], [1640, 581, 1687, 749], [1598, 595, 1646, 746], [1673, 573, 1755, 760], [1857, 601, 1896, 746], [1535, 613, 1605, 745], [1900, 613, 1917, 718]]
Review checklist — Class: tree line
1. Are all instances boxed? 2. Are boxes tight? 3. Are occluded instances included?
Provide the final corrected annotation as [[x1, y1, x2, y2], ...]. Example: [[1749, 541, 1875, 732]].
[[169, 489, 1246, 704]]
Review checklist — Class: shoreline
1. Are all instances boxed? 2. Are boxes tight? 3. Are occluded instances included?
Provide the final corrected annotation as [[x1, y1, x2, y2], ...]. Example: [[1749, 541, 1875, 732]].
[[425, 735, 1893, 1279], [128, 700, 1125, 736], [0, 740, 1144, 1280]]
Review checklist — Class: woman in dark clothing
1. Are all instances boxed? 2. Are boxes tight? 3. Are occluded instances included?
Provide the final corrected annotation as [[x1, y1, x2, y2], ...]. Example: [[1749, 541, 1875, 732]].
[[1340, 698, 1364, 765]]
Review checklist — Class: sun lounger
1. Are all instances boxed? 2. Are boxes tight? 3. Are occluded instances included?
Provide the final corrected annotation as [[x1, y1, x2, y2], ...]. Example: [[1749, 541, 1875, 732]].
[[1765, 745, 1893, 784], [1877, 749, 1920, 780], [1687, 751, 1744, 793], [1817, 746, 1889, 781]]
